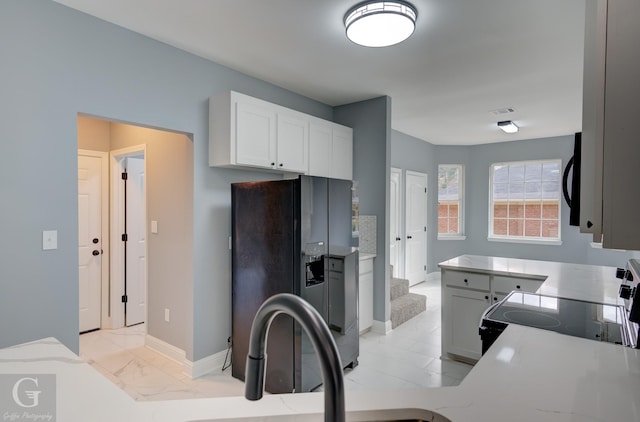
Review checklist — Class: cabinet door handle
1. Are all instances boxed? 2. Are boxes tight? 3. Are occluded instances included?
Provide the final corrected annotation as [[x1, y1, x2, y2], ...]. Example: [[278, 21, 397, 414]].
[[279, 163, 283, 167], [395, 237, 401, 241], [407, 235, 413, 239], [516, 285, 521, 289], [270, 162, 275, 166], [464, 279, 468, 283], [493, 297, 498, 302], [484, 295, 489, 300]]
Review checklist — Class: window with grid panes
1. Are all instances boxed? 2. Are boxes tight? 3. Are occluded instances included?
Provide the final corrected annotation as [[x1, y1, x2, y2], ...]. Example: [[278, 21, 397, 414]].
[[489, 160, 561, 242], [438, 165, 464, 237]]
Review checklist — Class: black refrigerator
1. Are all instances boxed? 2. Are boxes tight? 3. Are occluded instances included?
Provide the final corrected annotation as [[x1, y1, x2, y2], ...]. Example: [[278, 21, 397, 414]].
[[231, 175, 359, 394]]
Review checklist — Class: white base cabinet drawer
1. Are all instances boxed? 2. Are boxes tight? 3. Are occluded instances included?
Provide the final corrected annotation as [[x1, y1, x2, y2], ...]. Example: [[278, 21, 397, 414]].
[[443, 270, 490, 291], [492, 276, 543, 296]]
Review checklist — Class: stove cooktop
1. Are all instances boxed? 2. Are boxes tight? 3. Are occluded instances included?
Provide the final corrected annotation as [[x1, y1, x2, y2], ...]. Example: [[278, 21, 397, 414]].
[[483, 291, 629, 345]]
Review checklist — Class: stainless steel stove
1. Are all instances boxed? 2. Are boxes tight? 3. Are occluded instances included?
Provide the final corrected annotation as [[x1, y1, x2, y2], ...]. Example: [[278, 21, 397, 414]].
[[479, 259, 640, 355]]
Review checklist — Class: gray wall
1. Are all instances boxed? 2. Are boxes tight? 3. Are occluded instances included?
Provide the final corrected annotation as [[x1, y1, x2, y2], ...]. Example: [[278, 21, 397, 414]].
[[335, 97, 392, 323], [390, 130, 438, 272], [0, 0, 334, 360], [392, 131, 640, 272]]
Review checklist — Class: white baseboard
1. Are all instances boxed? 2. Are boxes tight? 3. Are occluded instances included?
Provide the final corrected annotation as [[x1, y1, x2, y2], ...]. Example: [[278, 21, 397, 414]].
[[426, 271, 441, 282], [371, 319, 392, 334], [183, 349, 229, 379], [145, 334, 229, 379], [145, 334, 186, 365]]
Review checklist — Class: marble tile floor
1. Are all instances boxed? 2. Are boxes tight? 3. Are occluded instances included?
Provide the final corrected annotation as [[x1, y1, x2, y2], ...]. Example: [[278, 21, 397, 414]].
[[79, 274, 472, 401]]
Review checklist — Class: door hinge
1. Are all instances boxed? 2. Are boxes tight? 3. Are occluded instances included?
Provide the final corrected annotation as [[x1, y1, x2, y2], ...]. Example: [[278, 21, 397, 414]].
[[424, 265, 427, 271], [121, 172, 128, 180], [424, 187, 427, 193], [121, 295, 128, 303], [424, 226, 426, 232], [122, 233, 128, 242]]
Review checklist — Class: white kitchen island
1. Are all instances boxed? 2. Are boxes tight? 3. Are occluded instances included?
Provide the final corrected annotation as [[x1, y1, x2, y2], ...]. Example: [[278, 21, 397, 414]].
[[439, 254, 626, 362], [3, 254, 640, 421]]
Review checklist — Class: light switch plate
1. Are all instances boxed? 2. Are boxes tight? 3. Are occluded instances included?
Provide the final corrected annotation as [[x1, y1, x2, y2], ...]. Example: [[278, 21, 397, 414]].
[[151, 220, 158, 234], [43, 230, 58, 250]]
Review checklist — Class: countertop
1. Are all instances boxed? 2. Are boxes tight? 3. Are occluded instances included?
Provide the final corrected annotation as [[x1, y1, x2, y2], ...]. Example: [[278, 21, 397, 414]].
[[438, 254, 623, 305], [4, 255, 640, 421]]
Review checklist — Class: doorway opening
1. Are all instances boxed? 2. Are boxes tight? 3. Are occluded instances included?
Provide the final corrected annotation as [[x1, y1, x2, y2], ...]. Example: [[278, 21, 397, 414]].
[[77, 115, 193, 352], [389, 168, 428, 285]]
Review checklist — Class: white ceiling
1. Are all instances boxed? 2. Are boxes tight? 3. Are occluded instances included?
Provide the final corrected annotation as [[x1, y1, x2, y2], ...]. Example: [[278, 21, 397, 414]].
[[52, 0, 586, 145]]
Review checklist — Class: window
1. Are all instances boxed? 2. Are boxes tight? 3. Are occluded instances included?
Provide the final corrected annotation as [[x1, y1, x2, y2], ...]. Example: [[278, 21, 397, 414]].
[[438, 165, 464, 238], [489, 160, 561, 243]]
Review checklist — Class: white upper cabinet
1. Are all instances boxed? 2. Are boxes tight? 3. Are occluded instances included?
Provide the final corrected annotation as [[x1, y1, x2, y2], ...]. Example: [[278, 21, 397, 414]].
[[581, 0, 607, 241], [209, 91, 353, 179], [331, 125, 354, 181], [582, 0, 640, 250], [308, 120, 353, 180], [309, 122, 332, 177], [276, 112, 308, 173], [235, 100, 277, 168]]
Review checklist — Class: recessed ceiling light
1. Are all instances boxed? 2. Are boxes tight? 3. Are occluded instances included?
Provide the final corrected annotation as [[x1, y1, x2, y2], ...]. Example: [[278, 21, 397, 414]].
[[344, 1, 418, 48], [497, 120, 519, 134]]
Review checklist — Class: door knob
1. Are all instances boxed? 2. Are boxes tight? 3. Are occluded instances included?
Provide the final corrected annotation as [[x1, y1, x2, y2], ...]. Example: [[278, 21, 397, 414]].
[[92, 250, 100, 256]]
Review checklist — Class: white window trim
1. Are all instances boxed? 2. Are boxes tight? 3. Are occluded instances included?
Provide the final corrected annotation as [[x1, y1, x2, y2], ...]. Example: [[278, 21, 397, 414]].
[[488, 159, 562, 243], [488, 236, 562, 246], [438, 234, 467, 241], [438, 164, 465, 237]]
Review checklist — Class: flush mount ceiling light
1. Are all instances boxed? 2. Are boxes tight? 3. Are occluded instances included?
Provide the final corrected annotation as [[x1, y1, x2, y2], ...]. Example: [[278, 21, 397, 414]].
[[344, 1, 418, 48], [497, 120, 519, 134]]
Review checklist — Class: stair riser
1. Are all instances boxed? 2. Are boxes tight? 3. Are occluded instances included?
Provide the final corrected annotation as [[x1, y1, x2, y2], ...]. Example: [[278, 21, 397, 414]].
[[390, 278, 410, 301], [390, 293, 427, 329]]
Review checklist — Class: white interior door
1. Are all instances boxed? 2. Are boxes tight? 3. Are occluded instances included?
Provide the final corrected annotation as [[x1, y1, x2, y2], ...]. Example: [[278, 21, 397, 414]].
[[405, 171, 427, 286], [390, 168, 403, 278], [125, 156, 146, 326], [78, 154, 102, 332]]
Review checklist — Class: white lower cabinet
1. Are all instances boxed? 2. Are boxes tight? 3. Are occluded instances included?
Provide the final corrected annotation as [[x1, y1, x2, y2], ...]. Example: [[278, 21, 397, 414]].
[[358, 256, 374, 334], [444, 287, 491, 361], [441, 269, 544, 362]]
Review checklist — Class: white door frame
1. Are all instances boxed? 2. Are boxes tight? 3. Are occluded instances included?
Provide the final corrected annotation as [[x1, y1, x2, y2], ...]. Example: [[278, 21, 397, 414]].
[[78, 149, 111, 329], [390, 167, 404, 278], [110, 145, 148, 329]]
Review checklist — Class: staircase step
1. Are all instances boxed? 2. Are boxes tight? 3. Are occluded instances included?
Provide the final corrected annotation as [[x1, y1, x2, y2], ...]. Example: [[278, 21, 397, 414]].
[[390, 293, 427, 329], [390, 277, 410, 301]]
